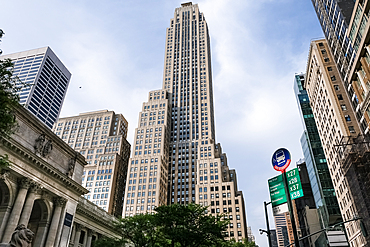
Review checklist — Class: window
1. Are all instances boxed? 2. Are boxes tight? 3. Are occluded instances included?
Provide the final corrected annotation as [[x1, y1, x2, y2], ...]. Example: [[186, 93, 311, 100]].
[[327, 67, 332, 71], [334, 85, 340, 91], [337, 94, 343, 100], [345, 115, 351, 121], [331, 75, 336, 81], [324, 58, 330, 62], [348, 126, 356, 133], [341, 104, 347, 111]]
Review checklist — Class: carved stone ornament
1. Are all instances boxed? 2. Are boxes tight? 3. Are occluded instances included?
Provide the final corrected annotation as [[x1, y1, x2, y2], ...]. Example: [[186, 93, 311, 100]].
[[18, 178, 31, 190], [53, 197, 67, 207], [34, 133, 45, 154], [87, 229, 95, 237], [75, 223, 82, 232], [67, 153, 78, 178], [0, 171, 10, 181], [42, 140, 53, 157], [0, 224, 34, 247], [29, 182, 41, 194], [34, 133, 53, 157]]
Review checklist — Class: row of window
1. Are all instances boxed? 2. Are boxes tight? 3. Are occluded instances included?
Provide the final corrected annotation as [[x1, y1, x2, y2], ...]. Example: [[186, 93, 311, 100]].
[[143, 103, 166, 110], [126, 198, 156, 205], [129, 177, 158, 184], [85, 181, 110, 187], [127, 184, 156, 191], [126, 205, 155, 212]]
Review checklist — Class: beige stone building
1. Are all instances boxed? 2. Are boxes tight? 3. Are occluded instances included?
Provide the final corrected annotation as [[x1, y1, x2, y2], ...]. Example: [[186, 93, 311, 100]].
[[305, 39, 365, 246], [0, 106, 119, 246], [123, 2, 248, 242], [53, 110, 131, 217], [123, 89, 171, 215]]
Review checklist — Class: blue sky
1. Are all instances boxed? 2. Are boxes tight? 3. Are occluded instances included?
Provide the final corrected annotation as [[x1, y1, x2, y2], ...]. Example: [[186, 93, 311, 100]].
[[1, 1, 323, 246]]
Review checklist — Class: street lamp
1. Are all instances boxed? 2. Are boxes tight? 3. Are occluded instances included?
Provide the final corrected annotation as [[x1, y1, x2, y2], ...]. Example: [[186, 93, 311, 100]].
[[259, 201, 272, 247]]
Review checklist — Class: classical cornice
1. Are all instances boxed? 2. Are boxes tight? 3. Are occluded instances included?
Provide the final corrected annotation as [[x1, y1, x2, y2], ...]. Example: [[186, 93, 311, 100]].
[[0, 137, 89, 196], [76, 197, 119, 232]]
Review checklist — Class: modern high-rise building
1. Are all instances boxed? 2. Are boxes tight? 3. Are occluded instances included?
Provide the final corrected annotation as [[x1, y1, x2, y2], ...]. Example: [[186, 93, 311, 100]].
[[122, 2, 248, 241], [305, 39, 365, 246], [274, 212, 294, 247], [0, 47, 71, 128], [53, 110, 131, 217], [294, 73, 345, 245]]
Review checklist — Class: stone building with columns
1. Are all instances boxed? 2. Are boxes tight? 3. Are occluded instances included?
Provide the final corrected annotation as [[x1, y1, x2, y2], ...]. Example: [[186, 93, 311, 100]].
[[0, 106, 120, 246]]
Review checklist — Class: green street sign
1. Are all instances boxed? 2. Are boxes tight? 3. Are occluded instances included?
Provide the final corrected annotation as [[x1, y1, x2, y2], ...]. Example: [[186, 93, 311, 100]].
[[268, 174, 287, 207], [268, 168, 304, 206], [286, 168, 304, 200]]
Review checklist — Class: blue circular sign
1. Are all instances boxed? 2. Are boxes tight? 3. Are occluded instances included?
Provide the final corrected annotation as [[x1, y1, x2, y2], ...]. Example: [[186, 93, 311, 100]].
[[272, 148, 291, 172]]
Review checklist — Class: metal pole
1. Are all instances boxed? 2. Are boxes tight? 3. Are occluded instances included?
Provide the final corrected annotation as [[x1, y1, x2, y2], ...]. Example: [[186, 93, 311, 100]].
[[264, 201, 272, 247], [282, 171, 300, 247]]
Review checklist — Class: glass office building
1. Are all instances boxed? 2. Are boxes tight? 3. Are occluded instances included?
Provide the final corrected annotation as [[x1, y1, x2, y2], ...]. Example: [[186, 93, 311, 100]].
[[294, 74, 343, 245], [0, 47, 71, 128]]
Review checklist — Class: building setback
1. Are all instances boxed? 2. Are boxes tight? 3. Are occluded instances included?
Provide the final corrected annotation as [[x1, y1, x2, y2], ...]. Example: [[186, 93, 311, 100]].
[[305, 39, 365, 246], [53, 110, 131, 217], [0, 47, 71, 128], [122, 2, 248, 241]]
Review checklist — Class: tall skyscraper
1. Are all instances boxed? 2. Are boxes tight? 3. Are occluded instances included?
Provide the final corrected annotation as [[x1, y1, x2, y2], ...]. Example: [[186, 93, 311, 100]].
[[305, 39, 365, 246], [0, 47, 71, 128], [310, 0, 355, 82], [53, 110, 131, 217], [294, 73, 344, 245], [123, 2, 248, 241]]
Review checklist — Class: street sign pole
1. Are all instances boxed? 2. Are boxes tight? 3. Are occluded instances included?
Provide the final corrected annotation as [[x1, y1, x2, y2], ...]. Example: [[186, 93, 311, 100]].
[[282, 170, 300, 247]]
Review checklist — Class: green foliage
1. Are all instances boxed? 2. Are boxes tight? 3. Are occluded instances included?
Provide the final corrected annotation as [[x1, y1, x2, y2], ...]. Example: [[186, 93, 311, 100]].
[[0, 154, 10, 170], [95, 204, 234, 247], [154, 203, 228, 247], [225, 238, 258, 247], [0, 29, 20, 140], [0, 58, 19, 139], [0, 29, 20, 171], [114, 213, 164, 247], [92, 236, 125, 247]]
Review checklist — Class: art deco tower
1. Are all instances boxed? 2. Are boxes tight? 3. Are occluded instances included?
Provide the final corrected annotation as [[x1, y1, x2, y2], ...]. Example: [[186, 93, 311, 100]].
[[123, 2, 248, 240]]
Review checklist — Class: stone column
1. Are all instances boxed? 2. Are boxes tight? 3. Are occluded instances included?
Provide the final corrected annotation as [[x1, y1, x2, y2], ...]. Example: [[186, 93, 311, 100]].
[[45, 197, 66, 247], [18, 183, 40, 226], [86, 229, 94, 247], [2, 178, 31, 243], [73, 224, 82, 247]]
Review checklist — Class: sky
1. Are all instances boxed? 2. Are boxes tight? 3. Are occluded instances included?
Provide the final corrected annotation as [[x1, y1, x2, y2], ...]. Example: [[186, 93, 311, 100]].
[[1, 1, 324, 246]]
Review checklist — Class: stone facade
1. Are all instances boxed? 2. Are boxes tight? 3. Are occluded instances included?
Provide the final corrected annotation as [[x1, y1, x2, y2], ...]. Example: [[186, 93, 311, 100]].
[[0, 106, 119, 247], [53, 110, 131, 217]]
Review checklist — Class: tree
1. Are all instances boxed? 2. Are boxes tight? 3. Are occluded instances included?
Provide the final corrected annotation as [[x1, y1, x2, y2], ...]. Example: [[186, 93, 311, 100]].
[[154, 203, 229, 247], [114, 213, 164, 247], [225, 238, 259, 247], [0, 29, 21, 169], [96, 204, 252, 247], [92, 236, 125, 247]]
